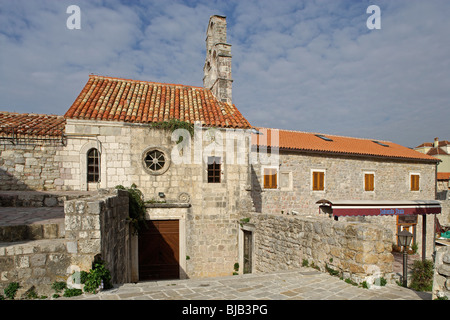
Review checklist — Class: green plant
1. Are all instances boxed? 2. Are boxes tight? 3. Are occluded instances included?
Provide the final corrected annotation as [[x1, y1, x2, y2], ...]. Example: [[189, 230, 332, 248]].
[[23, 286, 45, 299], [150, 119, 195, 139], [63, 288, 83, 297], [116, 184, 147, 235], [344, 278, 358, 286], [302, 259, 309, 267], [52, 281, 67, 294], [239, 217, 250, 227], [361, 281, 369, 289], [409, 259, 434, 292], [81, 260, 112, 294], [376, 277, 387, 287], [4, 282, 20, 300], [233, 262, 239, 275], [411, 242, 418, 254], [325, 264, 339, 276]]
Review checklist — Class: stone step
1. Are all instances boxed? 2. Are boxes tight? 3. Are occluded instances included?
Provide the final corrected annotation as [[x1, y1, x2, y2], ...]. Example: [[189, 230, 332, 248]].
[[0, 191, 95, 208], [0, 221, 64, 242], [0, 206, 65, 242]]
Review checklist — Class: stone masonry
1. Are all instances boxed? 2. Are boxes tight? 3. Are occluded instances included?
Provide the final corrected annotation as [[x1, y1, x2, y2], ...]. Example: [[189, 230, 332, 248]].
[[249, 212, 395, 285], [432, 246, 450, 299], [64, 188, 131, 284]]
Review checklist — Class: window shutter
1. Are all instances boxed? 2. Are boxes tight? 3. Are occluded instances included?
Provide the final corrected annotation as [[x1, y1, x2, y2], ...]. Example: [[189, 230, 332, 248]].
[[411, 175, 419, 191], [319, 172, 324, 190], [264, 168, 277, 189], [313, 171, 324, 191], [365, 173, 374, 191]]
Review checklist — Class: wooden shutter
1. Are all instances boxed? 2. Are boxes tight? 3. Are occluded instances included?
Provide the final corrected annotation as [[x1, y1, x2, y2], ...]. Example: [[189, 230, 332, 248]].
[[264, 168, 277, 189], [411, 174, 419, 191], [365, 173, 374, 191], [313, 171, 324, 191]]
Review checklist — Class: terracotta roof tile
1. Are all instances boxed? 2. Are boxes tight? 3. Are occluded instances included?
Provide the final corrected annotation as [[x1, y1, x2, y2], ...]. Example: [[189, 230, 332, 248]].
[[437, 172, 450, 180], [252, 128, 439, 162], [0, 111, 65, 138], [65, 75, 251, 129], [427, 147, 448, 156]]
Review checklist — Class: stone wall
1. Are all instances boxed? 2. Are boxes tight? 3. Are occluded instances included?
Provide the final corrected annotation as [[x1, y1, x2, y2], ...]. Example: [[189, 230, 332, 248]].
[[0, 239, 71, 298], [64, 188, 131, 284], [432, 246, 450, 299], [249, 213, 395, 284], [251, 151, 437, 259], [0, 144, 65, 191]]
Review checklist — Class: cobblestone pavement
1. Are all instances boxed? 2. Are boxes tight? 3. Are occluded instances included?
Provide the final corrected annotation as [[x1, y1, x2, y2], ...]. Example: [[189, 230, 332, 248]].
[[64, 268, 431, 301]]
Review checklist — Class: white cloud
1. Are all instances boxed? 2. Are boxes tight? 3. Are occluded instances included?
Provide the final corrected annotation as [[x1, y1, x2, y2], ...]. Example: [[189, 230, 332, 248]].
[[0, 0, 449, 147]]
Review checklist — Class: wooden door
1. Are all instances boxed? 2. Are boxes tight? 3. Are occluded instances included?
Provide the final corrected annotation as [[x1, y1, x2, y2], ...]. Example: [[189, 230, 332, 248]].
[[243, 230, 252, 274], [138, 220, 179, 281]]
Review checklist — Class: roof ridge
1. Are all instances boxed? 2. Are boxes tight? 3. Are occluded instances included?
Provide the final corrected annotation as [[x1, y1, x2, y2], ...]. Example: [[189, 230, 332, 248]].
[[89, 74, 205, 90], [0, 111, 64, 118]]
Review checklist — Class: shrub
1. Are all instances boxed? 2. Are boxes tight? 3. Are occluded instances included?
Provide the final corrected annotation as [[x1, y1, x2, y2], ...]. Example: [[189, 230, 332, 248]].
[[409, 259, 434, 292]]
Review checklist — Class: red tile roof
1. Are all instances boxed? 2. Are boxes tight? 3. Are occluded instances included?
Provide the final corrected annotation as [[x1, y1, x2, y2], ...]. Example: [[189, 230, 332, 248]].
[[427, 147, 448, 156], [252, 128, 439, 162], [0, 111, 65, 138], [65, 75, 251, 129], [437, 172, 450, 180]]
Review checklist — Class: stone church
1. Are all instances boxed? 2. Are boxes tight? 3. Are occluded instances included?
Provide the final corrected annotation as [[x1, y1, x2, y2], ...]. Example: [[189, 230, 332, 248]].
[[0, 16, 443, 293]]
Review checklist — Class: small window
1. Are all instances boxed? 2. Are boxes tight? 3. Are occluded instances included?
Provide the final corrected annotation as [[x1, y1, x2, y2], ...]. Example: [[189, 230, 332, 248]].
[[263, 168, 278, 189], [208, 157, 221, 183], [145, 150, 166, 171], [315, 134, 333, 142], [87, 148, 100, 183], [364, 173, 375, 191], [410, 174, 420, 191], [142, 147, 170, 175], [312, 171, 325, 191]]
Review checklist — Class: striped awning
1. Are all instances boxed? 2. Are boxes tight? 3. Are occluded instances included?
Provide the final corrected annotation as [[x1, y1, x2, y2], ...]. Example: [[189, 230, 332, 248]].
[[316, 199, 441, 217]]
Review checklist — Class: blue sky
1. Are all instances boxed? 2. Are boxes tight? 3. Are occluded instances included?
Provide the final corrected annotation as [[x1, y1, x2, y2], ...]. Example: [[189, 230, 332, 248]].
[[0, 0, 449, 148]]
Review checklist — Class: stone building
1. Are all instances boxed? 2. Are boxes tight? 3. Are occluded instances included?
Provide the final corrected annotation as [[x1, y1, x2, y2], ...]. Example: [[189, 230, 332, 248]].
[[0, 15, 443, 292], [250, 128, 440, 262]]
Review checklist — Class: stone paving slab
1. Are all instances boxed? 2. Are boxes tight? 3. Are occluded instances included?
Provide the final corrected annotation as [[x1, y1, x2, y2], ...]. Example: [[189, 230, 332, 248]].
[[0, 207, 64, 226], [63, 268, 432, 301]]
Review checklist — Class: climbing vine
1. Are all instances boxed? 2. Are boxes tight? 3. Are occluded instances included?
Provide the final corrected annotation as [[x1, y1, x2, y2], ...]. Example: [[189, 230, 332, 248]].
[[115, 184, 147, 235], [150, 119, 195, 138]]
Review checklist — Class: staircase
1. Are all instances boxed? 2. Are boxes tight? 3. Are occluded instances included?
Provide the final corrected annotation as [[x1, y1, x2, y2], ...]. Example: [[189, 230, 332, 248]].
[[0, 191, 92, 298]]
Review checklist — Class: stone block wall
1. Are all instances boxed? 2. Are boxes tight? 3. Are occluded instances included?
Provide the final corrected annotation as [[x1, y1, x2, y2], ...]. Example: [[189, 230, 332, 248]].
[[0, 144, 65, 191], [64, 188, 131, 284], [0, 239, 71, 297], [251, 151, 437, 259], [249, 213, 395, 284], [433, 246, 450, 299]]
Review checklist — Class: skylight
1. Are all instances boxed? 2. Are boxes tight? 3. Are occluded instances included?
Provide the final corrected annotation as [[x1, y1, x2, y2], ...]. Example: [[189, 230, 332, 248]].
[[372, 140, 389, 147], [315, 134, 333, 142]]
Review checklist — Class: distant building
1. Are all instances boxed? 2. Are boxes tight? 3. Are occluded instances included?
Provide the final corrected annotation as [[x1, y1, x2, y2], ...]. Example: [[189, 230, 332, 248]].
[[415, 138, 450, 190]]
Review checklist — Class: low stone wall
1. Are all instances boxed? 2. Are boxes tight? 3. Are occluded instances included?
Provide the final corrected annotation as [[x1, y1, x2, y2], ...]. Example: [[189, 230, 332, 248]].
[[250, 213, 394, 284], [0, 239, 70, 297], [432, 246, 450, 300], [64, 188, 131, 284], [0, 144, 65, 191]]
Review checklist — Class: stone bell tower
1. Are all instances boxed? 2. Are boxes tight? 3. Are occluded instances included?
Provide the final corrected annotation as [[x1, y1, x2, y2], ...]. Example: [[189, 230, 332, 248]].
[[203, 15, 233, 104]]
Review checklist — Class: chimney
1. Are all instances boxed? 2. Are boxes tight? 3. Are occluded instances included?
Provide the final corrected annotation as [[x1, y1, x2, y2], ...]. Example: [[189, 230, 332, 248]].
[[434, 137, 439, 148], [203, 15, 233, 104]]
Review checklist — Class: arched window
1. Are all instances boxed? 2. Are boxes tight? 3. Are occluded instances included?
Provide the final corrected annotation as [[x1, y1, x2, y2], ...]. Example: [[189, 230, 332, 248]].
[[87, 148, 100, 183]]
